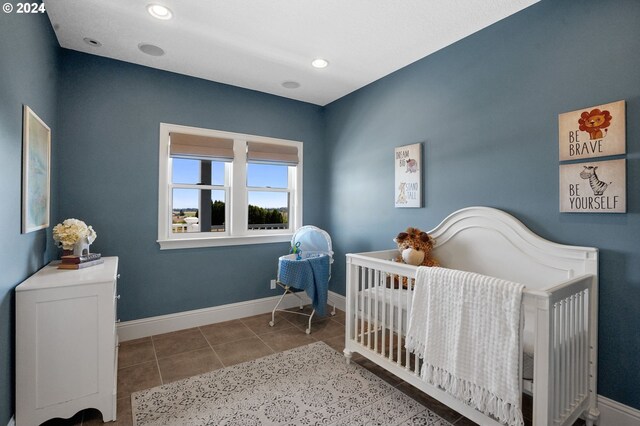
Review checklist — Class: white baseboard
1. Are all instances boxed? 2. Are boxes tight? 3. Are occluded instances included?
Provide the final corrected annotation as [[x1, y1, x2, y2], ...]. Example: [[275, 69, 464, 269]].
[[598, 395, 640, 426], [7, 416, 15, 426], [328, 290, 346, 311], [117, 290, 345, 342]]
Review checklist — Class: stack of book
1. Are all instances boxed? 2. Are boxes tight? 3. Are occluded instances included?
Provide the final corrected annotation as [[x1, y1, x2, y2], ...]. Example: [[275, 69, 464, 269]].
[[58, 253, 104, 270]]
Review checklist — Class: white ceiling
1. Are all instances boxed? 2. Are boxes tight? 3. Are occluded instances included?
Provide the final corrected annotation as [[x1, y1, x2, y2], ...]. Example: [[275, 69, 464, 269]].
[[44, 0, 539, 106]]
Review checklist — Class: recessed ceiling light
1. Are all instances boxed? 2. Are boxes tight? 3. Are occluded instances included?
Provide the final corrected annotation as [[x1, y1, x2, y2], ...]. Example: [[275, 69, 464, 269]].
[[83, 37, 102, 47], [147, 4, 173, 20], [138, 43, 165, 56], [282, 81, 301, 89], [311, 58, 329, 69]]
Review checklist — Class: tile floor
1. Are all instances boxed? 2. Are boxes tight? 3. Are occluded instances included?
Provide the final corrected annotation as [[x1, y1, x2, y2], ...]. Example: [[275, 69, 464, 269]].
[[41, 306, 585, 426]]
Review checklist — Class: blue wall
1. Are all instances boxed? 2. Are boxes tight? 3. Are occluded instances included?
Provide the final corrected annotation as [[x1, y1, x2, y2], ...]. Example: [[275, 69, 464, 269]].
[[0, 8, 60, 425], [3, 0, 640, 422], [57, 50, 326, 321], [324, 0, 640, 409]]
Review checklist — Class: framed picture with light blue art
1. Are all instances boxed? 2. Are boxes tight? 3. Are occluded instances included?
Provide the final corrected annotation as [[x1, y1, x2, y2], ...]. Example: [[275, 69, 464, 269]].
[[22, 105, 51, 233]]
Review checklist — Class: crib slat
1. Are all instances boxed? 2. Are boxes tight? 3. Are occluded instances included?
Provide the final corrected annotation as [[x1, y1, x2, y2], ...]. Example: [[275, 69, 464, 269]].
[[568, 296, 573, 409], [582, 290, 588, 397], [569, 296, 574, 407], [560, 299, 566, 416], [577, 292, 582, 398], [570, 295, 576, 406], [374, 269, 379, 353], [578, 291, 587, 397], [359, 267, 365, 346], [554, 302, 561, 421], [396, 278, 402, 365], [556, 301, 561, 421], [405, 278, 411, 370], [564, 298, 570, 414], [367, 268, 373, 348], [381, 273, 387, 358], [389, 275, 395, 361], [559, 301, 565, 420], [353, 266, 358, 344]]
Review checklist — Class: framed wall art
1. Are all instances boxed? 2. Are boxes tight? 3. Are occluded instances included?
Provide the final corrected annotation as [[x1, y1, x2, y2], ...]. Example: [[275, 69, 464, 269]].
[[394, 142, 422, 208], [559, 158, 625, 213], [559, 100, 625, 161], [22, 105, 51, 233]]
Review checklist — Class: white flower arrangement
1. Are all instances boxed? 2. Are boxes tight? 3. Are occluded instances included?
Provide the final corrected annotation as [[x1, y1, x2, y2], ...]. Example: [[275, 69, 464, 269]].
[[52, 218, 97, 250]]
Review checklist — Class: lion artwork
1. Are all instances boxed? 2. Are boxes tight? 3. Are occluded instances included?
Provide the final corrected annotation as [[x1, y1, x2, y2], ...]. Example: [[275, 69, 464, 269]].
[[578, 108, 612, 140]]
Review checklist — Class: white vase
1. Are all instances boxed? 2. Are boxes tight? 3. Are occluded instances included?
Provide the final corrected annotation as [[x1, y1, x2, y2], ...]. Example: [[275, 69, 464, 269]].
[[73, 238, 91, 256]]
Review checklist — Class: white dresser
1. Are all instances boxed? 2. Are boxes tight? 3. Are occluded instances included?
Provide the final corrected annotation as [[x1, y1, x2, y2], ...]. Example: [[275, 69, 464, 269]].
[[16, 257, 119, 426]]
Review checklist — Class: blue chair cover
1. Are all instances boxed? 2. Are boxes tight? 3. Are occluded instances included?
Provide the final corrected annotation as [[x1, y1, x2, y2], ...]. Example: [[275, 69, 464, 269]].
[[278, 253, 330, 316]]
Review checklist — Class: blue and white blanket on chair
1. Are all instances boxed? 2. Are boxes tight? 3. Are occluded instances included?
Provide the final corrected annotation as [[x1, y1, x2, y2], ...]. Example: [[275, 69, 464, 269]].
[[278, 254, 330, 316]]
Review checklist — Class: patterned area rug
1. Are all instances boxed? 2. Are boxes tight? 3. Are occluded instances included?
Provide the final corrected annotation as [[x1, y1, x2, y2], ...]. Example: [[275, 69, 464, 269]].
[[131, 341, 452, 425]]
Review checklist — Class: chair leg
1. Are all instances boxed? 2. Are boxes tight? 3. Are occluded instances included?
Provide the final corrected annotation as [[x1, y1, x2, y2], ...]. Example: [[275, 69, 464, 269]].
[[269, 284, 290, 327], [306, 309, 315, 334]]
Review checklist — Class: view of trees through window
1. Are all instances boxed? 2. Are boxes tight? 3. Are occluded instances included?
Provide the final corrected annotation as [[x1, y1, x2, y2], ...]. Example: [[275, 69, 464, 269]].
[[205, 200, 288, 228], [171, 155, 291, 233]]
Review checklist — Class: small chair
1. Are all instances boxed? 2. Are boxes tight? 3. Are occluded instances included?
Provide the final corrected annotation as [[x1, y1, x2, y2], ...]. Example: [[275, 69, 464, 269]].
[[269, 226, 336, 334]]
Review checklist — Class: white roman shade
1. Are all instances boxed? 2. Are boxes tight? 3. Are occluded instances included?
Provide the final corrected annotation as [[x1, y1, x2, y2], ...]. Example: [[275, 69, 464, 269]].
[[247, 142, 299, 165], [170, 132, 234, 161]]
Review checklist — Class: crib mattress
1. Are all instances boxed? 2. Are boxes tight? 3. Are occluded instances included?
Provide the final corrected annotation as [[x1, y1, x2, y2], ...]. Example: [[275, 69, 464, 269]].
[[359, 286, 535, 380]]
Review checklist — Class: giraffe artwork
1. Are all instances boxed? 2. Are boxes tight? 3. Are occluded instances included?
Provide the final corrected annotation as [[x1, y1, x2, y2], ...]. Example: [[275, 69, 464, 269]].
[[560, 159, 626, 213]]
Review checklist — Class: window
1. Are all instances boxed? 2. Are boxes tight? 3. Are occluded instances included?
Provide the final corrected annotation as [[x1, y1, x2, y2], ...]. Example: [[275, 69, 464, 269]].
[[158, 123, 302, 249]]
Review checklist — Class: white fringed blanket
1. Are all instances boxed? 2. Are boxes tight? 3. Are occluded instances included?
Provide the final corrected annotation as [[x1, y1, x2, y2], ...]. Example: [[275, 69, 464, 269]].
[[405, 267, 525, 426]]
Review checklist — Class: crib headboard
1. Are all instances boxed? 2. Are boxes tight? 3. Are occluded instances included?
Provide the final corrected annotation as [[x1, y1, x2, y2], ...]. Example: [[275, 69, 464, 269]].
[[429, 207, 598, 289]]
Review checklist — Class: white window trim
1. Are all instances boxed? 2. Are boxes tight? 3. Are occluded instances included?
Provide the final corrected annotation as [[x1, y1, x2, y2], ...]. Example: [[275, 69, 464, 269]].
[[157, 123, 303, 250]]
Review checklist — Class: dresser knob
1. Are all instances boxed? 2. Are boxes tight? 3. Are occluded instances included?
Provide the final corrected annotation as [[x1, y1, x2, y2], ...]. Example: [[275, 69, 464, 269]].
[[116, 294, 121, 300], [117, 274, 121, 279], [116, 319, 121, 323]]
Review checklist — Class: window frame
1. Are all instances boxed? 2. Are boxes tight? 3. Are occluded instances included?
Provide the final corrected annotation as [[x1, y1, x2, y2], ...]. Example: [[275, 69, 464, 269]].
[[157, 123, 303, 250]]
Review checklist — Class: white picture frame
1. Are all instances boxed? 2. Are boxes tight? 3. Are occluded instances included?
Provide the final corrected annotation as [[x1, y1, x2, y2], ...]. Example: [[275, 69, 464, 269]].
[[559, 158, 626, 213], [22, 105, 51, 233], [394, 143, 422, 208], [559, 100, 625, 161]]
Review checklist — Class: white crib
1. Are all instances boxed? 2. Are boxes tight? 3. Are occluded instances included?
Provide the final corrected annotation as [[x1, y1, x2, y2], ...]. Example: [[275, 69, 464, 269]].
[[344, 207, 599, 426]]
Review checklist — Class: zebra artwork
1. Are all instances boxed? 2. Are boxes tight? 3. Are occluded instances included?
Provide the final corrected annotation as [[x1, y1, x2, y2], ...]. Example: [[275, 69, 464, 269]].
[[579, 166, 610, 196]]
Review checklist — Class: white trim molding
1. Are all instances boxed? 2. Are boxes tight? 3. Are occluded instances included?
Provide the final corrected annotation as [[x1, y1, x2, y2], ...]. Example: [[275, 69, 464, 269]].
[[158, 233, 293, 250], [117, 290, 344, 342], [598, 395, 640, 426], [157, 122, 303, 250]]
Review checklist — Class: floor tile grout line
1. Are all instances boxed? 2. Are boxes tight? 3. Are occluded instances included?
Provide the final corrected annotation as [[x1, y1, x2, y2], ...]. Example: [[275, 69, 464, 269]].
[[118, 351, 160, 371], [253, 329, 280, 354], [149, 335, 164, 385], [242, 306, 320, 352], [241, 310, 298, 331], [202, 320, 281, 346], [198, 326, 228, 368], [242, 313, 273, 342]]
